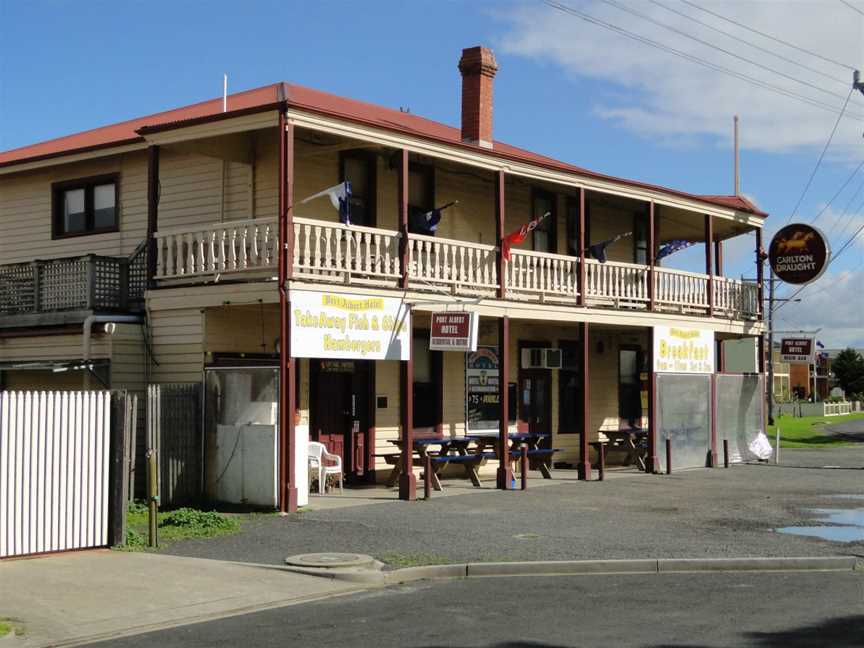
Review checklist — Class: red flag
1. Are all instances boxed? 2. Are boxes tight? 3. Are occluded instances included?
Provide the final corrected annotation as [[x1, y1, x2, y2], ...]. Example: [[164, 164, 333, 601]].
[[502, 211, 550, 261]]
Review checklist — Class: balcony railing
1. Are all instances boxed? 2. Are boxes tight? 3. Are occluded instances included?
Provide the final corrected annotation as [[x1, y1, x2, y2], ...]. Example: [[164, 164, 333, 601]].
[[0, 246, 146, 318], [152, 217, 760, 321]]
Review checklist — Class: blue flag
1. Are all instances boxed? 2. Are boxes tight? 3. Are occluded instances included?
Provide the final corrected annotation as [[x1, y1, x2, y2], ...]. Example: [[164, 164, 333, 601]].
[[300, 181, 352, 225], [587, 231, 632, 263], [657, 239, 696, 261], [409, 201, 457, 236]]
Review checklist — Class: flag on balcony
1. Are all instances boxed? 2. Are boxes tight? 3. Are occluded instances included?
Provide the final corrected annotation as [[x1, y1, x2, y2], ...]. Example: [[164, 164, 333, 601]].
[[409, 201, 458, 236], [816, 340, 825, 349], [656, 239, 696, 261], [587, 231, 632, 263], [300, 181, 352, 225], [502, 211, 551, 261]]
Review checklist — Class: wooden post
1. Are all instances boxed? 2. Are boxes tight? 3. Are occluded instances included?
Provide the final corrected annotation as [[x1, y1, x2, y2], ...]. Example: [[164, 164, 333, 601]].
[[424, 453, 432, 500], [108, 392, 129, 547], [755, 228, 764, 320], [399, 326, 416, 500], [146, 145, 160, 288], [705, 214, 714, 318], [709, 373, 718, 467], [496, 170, 506, 300], [578, 187, 587, 307], [723, 439, 730, 468], [520, 444, 528, 490], [579, 321, 591, 480], [715, 240, 723, 276], [278, 111, 298, 513], [598, 443, 605, 481], [648, 201, 655, 311], [665, 438, 672, 475], [648, 327, 660, 474], [398, 149, 410, 289], [497, 316, 512, 489]]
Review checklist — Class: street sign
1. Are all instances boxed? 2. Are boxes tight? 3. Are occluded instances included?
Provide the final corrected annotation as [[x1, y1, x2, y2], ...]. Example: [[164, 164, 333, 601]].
[[768, 223, 830, 285], [430, 312, 478, 352], [779, 337, 814, 364]]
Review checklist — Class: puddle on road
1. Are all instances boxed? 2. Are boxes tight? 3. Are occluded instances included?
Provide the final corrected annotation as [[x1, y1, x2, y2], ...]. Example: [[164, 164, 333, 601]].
[[776, 497, 864, 543]]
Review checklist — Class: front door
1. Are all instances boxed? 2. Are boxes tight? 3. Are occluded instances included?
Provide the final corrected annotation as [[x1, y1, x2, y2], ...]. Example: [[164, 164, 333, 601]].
[[311, 360, 372, 482], [520, 369, 552, 435]]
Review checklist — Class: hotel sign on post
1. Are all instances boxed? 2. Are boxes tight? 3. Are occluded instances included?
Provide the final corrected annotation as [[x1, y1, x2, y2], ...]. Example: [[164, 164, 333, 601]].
[[780, 338, 814, 364], [289, 289, 410, 360], [653, 326, 715, 374], [430, 312, 478, 352], [768, 223, 830, 285]]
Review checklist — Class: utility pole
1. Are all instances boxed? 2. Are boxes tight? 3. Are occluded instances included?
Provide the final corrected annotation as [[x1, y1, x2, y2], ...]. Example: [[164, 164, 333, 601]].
[[767, 270, 775, 425], [733, 115, 740, 196]]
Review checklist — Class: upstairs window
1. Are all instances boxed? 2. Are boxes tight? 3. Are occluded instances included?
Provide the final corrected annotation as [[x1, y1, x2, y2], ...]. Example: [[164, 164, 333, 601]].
[[408, 163, 435, 235], [531, 188, 556, 253], [340, 151, 376, 227], [52, 174, 118, 238]]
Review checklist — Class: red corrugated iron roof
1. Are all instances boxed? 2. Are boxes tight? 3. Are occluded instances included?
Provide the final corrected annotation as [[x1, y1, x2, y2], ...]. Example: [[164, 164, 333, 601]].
[[0, 82, 767, 217]]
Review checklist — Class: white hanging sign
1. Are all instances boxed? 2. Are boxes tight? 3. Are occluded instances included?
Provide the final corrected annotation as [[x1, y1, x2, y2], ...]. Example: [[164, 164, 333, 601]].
[[289, 289, 410, 360], [653, 325, 715, 374]]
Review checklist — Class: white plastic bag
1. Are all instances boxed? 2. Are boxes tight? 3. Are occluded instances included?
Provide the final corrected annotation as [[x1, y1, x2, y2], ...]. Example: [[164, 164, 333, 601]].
[[747, 431, 773, 461]]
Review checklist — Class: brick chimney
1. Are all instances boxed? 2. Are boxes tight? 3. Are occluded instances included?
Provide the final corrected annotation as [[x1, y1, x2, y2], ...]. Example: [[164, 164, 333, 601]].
[[458, 46, 498, 149]]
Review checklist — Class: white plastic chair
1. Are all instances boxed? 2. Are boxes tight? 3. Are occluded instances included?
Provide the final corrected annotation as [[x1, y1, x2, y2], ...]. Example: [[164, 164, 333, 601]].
[[308, 441, 343, 495]]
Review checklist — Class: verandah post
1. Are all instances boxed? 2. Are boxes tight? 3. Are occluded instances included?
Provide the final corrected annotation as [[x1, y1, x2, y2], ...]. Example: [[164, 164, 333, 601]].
[[705, 214, 714, 318], [497, 316, 511, 489], [579, 321, 591, 480], [577, 187, 586, 307], [146, 145, 160, 289], [648, 201, 655, 311], [648, 326, 660, 473], [398, 148, 416, 501]]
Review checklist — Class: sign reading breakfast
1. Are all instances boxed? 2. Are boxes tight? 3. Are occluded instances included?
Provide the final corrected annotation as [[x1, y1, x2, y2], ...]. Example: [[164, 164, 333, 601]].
[[653, 326, 715, 374], [289, 289, 410, 360], [780, 337, 814, 364], [768, 223, 830, 285], [430, 312, 478, 352]]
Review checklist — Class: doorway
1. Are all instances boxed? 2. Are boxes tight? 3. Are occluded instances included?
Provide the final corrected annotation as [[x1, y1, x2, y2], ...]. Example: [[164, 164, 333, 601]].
[[518, 341, 552, 435], [310, 360, 374, 483]]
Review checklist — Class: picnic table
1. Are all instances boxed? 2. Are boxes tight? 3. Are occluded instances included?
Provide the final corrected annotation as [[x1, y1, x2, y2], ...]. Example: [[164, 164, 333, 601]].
[[383, 437, 485, 490], [468, 431, 558, 479], [591, 428, 649, 471]]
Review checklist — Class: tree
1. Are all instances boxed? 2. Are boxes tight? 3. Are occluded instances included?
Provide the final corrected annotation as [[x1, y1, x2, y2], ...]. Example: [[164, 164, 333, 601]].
[[831, 348, 864, 396]]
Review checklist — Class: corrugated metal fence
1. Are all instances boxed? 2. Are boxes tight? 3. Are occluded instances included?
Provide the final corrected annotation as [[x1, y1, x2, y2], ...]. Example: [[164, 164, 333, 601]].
[[1, 391, 116, 558], [147, 384, 202, 508]]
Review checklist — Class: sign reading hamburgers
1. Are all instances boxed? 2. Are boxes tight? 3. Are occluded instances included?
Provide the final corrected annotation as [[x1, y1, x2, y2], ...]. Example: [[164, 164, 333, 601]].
[[768, 223, 830, 284]]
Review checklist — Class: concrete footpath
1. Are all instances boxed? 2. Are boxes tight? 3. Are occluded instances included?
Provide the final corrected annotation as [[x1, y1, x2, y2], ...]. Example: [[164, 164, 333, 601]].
[[0, 551, 364, 648]]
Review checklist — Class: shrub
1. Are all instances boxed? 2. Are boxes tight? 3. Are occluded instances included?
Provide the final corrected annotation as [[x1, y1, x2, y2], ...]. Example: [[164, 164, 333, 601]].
[[159, 508, 239, 532]]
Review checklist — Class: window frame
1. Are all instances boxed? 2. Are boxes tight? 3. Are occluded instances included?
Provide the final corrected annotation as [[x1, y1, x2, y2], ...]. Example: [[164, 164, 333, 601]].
[[565, 195, 590, 257], [557, 339, 583, 434], [51, 173, 120, 240], [407, 162, 436, 235], [339, 150, 377, 227], [617, 344, 644, 429], [531, 187, 557, 253], [633, 208, 649, 265]]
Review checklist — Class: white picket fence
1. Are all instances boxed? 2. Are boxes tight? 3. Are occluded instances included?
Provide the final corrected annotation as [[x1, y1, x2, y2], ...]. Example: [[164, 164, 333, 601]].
[[0, 391, 111, 558]]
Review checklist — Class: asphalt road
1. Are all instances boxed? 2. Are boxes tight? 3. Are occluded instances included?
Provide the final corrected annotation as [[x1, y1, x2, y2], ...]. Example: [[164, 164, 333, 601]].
[[824, 418, 864, 440], [161, 447, 864, 567], [85, 571, 864, 647]]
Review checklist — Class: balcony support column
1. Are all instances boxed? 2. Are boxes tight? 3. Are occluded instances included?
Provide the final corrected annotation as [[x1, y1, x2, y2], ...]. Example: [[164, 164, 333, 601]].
[[399, 326, 416, 500], [715, 240, 723, 276], [577, 187, 586, 307], [278, 110, 298, 513], [705, 214, 714, 318], [648, 326, 660, 474], [496, 170, 506, 300], [398, 149, 410, 289], [648, 201, 655, 312], [496, 316, 512, 489], [755, 228, 764, 320], [146, 145, 160, 288], [579, 321, 591, 480]]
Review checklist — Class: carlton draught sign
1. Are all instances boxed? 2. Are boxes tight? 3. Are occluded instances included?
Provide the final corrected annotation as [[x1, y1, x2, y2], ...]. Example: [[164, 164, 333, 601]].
[[768, 223, 830, 285]]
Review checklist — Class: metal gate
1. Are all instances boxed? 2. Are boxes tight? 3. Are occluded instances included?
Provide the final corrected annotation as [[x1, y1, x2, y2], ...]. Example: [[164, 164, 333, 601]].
[[0, 391, 133, 559], [147, 383, 202, 508]]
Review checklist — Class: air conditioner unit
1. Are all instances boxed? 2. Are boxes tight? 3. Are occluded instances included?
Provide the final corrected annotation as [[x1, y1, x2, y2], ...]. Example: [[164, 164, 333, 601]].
[[521, 348, 545, 369], [520, 348, 563, 369], [545, 348, 563, 369]]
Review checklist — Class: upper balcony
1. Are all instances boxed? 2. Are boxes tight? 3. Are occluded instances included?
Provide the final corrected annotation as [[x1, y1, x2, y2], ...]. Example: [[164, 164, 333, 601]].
[[0, 244, 146, 329], [152, 216, 760, 321]]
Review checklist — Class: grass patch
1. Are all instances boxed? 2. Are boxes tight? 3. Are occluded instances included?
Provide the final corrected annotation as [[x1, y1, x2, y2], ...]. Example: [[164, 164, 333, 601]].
[[377, 552, 454, 568], [0, 618, 25, 638], [769, 412, 864, 449], [120, 502, 241, 551]]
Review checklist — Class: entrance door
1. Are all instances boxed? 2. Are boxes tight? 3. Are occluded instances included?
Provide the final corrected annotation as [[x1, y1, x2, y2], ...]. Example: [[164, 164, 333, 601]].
[[520, 369, 552, 435], [311, 360, 372, 482]]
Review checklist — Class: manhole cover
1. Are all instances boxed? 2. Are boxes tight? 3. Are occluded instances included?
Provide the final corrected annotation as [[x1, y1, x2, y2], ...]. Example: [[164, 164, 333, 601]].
[[285, 552, 376, 569]]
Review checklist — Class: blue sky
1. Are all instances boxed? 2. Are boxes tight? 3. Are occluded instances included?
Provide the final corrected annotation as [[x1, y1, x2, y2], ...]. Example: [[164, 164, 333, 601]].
[[1, 0, 862, 345]]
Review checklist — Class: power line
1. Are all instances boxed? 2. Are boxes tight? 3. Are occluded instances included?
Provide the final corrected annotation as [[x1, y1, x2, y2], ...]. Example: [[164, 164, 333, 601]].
[[822, 173, 864, 237], [786, 87, 856, 224], [840, 0, 864, 18], [680, 0, 857, 72], [541, 1, 864, 122], [596, 0, 852, 102], [649, 0, 849, 87]]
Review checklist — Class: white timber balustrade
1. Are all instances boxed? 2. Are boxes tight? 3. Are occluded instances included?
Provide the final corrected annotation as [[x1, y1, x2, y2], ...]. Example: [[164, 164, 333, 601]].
[[654, 266, 709, 313], [506, 249, 579, 303], [585, 259, 648, 308], [293, 217, 401, 286], [714, 276, 760, 319], [155, 217, 277, 280], [408, 233, 498, 295]]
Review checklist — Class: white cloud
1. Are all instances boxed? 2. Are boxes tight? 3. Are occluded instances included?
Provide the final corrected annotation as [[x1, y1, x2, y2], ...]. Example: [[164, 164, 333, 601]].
[[498, 0, 864, 155]]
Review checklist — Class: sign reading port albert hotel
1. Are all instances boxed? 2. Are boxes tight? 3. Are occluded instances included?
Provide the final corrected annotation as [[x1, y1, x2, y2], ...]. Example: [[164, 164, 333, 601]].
[[289, 290, 410, 360], [429, 312, 479, 352], [780, 338, 814, 364], [768, 223, 831, 285]]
